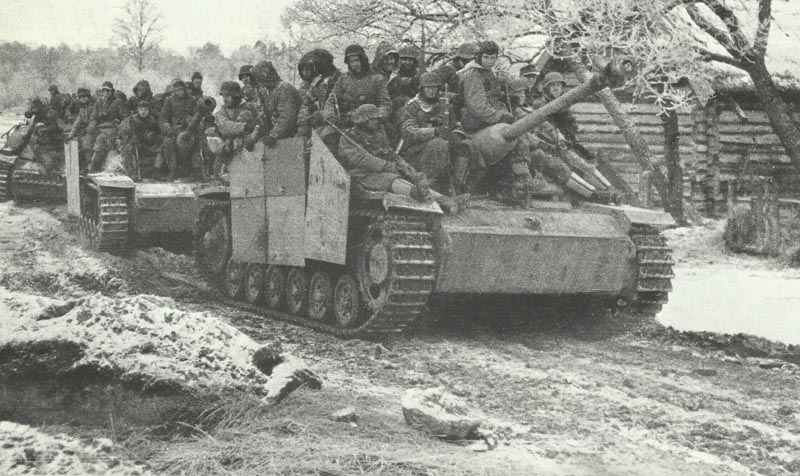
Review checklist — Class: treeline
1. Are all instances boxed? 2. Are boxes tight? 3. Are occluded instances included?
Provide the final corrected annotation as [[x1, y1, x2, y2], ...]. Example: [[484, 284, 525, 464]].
[[0, 41, 301, 111]]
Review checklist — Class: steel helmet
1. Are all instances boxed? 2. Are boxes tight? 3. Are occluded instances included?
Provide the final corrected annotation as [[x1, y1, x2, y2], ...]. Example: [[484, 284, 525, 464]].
[[238, 64, 253, 80], [418, 72, 442, 89], [454, 42, 476, 60], [351, 104, 381, 124], [542, 72, 566, 90], [219, 81, 243, 98]]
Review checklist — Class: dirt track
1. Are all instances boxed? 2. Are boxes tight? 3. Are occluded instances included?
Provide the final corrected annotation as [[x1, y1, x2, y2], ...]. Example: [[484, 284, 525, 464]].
[[1, 201, 798, 475]]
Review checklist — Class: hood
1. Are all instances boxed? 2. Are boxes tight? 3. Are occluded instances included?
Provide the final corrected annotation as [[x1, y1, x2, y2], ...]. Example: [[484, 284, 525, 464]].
[[371, 41, 399, 75], [133, 80, 153, 99]]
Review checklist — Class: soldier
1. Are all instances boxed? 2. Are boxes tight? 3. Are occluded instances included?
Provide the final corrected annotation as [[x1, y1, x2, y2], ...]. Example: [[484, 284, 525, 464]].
[[65, 88, 94, 170], [397, 43, 422, 101], [297, 49, 342, 146], [528, 72, 601, 199], [159, 79, 199, 179], [399, 72, 472, 193], [151, 82, 173, 118], [519, 64, 541, 108], [214, 81, 257, 179], [434, 43, 476, 124], [238, 64, 258, 105], [190, 72, 204, 98], [114, 90, 130, 116], [128, 80, 155, 115], [251, 61, 300, 147], [371, 41, 403, 145], [24, 98, 49, 124], [48, 85, 70, 121], [322, 44, 391, 154], [118, 100, 161, 179], [339, 104, 465, 213], [86, 81, 126, 173], [459, 40, 536, 205]]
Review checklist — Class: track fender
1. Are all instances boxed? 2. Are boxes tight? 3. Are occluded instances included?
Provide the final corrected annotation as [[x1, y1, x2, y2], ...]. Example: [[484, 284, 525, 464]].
[[581, 203, 675, 231], [85, 173, 135, 190]]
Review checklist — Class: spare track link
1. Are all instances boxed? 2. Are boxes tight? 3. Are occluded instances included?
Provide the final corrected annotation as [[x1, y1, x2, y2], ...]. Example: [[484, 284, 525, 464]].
[[81, 186, 130, 252], [10, 171, 66, 202], [629, 224, 674, 313], [196, 201, 438, 340], [0, 161, 10, 201]]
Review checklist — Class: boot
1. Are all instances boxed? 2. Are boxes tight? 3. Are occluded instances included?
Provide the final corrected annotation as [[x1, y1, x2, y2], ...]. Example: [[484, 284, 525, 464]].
[[435, 193, 471, 214], [565, 172, 595, 198]]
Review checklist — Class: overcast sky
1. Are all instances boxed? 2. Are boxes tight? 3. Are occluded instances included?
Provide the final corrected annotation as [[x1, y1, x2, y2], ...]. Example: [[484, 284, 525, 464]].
[[0, 0, 293, 54]]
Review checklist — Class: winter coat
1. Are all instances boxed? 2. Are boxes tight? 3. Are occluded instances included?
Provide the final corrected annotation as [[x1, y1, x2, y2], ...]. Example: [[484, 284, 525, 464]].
[[255, 81, 300, 140], [159, 93, 198, 136], [49, 93, 71, 119], [69, 105, 93, 138], [118, 113, 160, 148], [322, 71, 392, 126], [399, 95, 456, 149], [215, 102, 258, 138], [458, 60, 506, 132], [88, 97, 126, 131], [371, 41, 402, 103], [297, 70, 342, 134], [531, 95, 578, 146]]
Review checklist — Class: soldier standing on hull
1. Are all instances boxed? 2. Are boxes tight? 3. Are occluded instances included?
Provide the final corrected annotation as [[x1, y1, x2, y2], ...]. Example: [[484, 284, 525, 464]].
[[86, 82, 125, 173], [529, 72, 599, 199], [339, 104, 464, 213], [66, 89, 95, 171], [458, 40, 536, 205], [214, 81, 258, 180], [371, 42, 402, 145], [159, 79, 198, 179], [251, 61, 300, 147], [323, 44, 391, 155], [118, 100, 161, 180], [399, 72, 471, 194]]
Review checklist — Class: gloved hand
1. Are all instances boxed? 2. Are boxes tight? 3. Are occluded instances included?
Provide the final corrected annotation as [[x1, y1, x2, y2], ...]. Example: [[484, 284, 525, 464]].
[[500, 112, 515, 125], [264, 135, 277, 148], [433, 126, 451, 140]]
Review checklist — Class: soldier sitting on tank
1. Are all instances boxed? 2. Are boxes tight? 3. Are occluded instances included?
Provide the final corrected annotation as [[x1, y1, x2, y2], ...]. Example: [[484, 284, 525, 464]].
[[323, 44, 392, 155], [435, 43, 475, 124], [519, 64, 541, 108], [297, 49, 340, 138], [85, 82, 126, 173], [26, 108, 65, 176], [340, 104, 466, 214], [458, 40, 543, 205], [159, 79, 200, 179], [214, 81, 258, 179], [528, 72, 601, 199], [48, 85, 70, 122], [250, 61, 300, 148], [117, 100, 161, 180], [127, 80, 155, 116], [399, 72, 472, 194], [189, 72, 204, 99]]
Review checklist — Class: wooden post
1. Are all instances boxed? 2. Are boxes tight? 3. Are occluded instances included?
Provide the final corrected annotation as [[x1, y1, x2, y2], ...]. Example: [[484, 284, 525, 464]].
[[65, 140, 80, 216]]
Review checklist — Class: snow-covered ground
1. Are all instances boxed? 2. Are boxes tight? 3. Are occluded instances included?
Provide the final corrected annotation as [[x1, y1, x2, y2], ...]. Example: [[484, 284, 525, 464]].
[[660, 221, 800, 346]]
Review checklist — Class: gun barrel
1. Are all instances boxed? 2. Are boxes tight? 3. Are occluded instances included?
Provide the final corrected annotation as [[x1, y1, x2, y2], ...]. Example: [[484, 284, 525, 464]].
[[501, 58, 635, 142]]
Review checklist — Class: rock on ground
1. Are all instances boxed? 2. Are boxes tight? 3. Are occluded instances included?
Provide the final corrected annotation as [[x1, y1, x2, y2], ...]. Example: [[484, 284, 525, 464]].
[[401, 387, 482, 440]]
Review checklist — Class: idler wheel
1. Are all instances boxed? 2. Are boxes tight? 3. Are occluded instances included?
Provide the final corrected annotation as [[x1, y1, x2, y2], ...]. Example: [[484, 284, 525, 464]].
[[224, 259, 245, 299], [285, 267, 308, 315], [333, 273, 361, 328], [356, 222, 391, 311], [264, 265, 286, 310], [244, 263, 266, 304], [306, 269, 333, 321], [197, 205, 231, 277]]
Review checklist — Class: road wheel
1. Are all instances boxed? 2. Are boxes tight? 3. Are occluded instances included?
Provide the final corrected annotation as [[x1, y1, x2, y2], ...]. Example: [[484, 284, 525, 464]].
[[285, 267, 308, 315], [333, 273, 361, 328], [264, 265, 286, 310], [244, 263, 266, 304], [225, 259, 245, 299], [306, 269, 333, 321]]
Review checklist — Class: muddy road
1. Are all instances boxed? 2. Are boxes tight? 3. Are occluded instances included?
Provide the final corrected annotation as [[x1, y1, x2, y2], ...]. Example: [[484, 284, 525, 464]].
[[1, 201, 798, 475]]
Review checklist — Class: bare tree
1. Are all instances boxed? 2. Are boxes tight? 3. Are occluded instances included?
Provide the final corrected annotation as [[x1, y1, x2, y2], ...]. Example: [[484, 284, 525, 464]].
[[113, 0, 162, 72], [677, 0, 800, 172]]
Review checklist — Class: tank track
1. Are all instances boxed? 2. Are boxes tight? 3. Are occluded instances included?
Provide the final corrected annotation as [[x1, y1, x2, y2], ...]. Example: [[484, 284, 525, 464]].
[[80, 187, 131, 252], [0, 161, 10, 201], [629, 224, 674, 314], [10, 171, 66, 202], [195, 201, 438, 339]]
